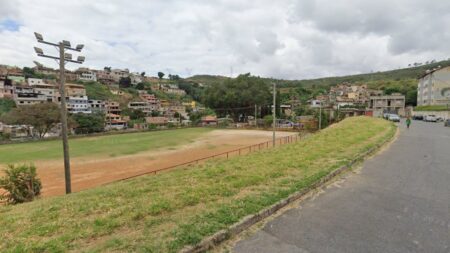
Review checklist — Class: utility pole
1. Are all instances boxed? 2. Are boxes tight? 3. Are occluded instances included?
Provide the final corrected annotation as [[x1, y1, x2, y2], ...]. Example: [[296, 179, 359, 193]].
[[34, 32, 85, 194], [319, 101, 322, 130], [273, 82, 276, 146]]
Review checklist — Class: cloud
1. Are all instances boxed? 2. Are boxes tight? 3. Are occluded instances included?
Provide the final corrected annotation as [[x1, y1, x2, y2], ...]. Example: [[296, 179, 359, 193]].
[[0, 0, 449, 79]]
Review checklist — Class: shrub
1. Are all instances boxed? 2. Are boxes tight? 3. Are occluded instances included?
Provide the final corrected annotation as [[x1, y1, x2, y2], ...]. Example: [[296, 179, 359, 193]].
[[0, 164, 42, 204]]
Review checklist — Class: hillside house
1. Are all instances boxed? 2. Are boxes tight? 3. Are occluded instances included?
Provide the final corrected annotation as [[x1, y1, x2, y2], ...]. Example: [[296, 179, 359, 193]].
[[76, 68, 97, 82], [88, 99, 106, 112], [369, 93, 406, 117], [13, 85, 48, 105], [105, 113, 127, 130], [201, 115, 218, 126], [105, 101, 121, 115], [145, 116, 168, 125]]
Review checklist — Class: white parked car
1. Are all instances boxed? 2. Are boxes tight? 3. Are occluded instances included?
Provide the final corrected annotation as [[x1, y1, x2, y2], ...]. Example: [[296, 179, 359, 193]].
[[388, 114, 400, 122], [424, 115, 438, 122]]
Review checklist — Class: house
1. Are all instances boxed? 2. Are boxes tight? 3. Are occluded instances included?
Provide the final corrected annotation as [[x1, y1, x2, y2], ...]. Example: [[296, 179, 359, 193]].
[[0, 78, 14, 98], [75, 68, 97, 82], [1, 124, 33, 139], [130, 73, 143, 85], [66, 96, 91, 114], [105, 113, 127, 130], [33, 83, 58, 102], [27, 78, 45, 86], [128, 101, 155, 114], [369, 93, 406, 117], [95, 70, 115, 86], [417, 66, 450, 106], [145, 116, 168, 125], [88, 99, 106, 112], [105, 101, 121, 115], [13, 85, 48, 105], [110, 69, 130, 82], [201, 115, 218, 126]]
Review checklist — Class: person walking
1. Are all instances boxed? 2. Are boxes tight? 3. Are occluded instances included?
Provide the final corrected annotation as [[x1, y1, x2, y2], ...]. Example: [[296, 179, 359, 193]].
[[406, 117, 411, 129]]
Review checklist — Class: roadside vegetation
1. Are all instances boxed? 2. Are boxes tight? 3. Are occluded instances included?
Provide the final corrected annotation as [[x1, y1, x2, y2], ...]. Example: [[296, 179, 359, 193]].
[[0, 117, 395, 252], [414, 105, 450, 111], [0, 127, 212, 164]]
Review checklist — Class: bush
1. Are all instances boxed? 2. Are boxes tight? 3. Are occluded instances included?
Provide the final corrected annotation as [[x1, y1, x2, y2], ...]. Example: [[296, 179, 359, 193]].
[[0, 164, 42, 204]]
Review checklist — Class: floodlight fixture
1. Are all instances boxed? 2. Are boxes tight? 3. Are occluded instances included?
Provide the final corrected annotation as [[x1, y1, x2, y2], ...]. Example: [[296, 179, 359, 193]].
[[34, 32, 43, 41], [76, 44, 84, 50], [64, 53, 72, 60], [77, 56, 85, 62], [34, 47, 44, 54], [63, 40, 71, 47]]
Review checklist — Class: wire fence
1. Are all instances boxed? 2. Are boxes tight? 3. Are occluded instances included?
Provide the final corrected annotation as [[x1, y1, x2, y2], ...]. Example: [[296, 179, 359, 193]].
[[113, 133, 304, 183]]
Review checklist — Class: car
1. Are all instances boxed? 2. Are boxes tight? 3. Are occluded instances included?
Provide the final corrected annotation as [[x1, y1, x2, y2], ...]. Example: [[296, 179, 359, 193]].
[[445, 119, 450, 127], [383, 113, 391, 119], [412, 115, 423, 120], [388, 114, 400, 122], [424, 115, 438, 122]]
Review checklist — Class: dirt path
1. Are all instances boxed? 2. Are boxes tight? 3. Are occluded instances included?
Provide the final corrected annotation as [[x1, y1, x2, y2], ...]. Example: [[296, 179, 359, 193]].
[[27, 130, 293, 196]]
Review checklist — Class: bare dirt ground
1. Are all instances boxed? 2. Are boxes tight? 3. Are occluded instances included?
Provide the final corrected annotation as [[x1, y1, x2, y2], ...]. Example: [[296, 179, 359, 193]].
[[29, 130, 293, 197]]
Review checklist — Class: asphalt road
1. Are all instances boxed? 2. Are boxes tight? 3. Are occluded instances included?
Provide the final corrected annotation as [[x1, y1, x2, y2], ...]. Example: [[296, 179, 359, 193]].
[[232, 120, 450, 253]]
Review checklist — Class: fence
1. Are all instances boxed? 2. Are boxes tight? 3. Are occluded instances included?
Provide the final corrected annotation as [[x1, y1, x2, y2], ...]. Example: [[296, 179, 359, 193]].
[[113, 133, 304, 183]]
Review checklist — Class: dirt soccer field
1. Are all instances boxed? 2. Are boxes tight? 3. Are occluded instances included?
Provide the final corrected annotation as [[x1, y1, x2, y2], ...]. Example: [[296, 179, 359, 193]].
[[0, 129, 293, 196]]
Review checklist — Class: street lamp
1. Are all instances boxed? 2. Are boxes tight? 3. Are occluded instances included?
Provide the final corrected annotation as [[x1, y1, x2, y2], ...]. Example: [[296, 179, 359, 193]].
[[33, 32, 86, 194]]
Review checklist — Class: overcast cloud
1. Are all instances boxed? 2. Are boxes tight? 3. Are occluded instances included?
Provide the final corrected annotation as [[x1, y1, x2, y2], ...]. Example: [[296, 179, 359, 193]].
[[0, 0, 449, 79]]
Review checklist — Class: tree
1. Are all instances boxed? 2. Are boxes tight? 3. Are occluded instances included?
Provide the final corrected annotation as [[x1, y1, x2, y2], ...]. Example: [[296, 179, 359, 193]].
[[158, 72, 165, 79], [135, 82, 145, 90], [71, 112, 105, 134], [151, 111, 160, 117], [140, 71, 146, 77], [203, 73, 271, 120], [104, 66, 111, 72], [129, 109, 146, 120], [0, 98, 16, 116], [406, 89, 418, 106], [1, 103, 60, 138], [119, 76, 132, 88]]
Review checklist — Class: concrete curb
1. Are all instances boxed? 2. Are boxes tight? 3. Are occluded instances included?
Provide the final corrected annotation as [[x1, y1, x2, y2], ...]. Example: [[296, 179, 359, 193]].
[[179, 127, 396, 253]]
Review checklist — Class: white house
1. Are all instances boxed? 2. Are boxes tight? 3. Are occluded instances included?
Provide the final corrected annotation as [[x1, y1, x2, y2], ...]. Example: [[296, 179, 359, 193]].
[[27, 78, 45, 86]]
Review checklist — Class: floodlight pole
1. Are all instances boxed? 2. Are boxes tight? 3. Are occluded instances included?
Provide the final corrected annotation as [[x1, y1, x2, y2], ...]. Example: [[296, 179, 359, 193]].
[[273, 82, 276, 147], [34, 32, 85, 194], [58, 42, 71, 194]]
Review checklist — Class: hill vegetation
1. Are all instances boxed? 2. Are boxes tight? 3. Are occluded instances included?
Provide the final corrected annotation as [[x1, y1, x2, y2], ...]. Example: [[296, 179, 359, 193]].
[[0, 117, 395, 252]]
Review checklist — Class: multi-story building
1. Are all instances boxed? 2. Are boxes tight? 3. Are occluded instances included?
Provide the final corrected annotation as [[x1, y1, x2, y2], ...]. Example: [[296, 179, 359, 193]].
[[13, 85, 48, 105], [95, 70, 115, 86], [105, 113, 127, 130], [110, 68, 130, 82], [128, 101, 154, 114], [0, 78, 14, 98], [369, 93, 406, 117], [88, 99, 106, 113], [33, 83, 57, 102], [76, 68, 97, 82], [417, 66, 450, 106], [130, 73, 143, 85], [66, 96, 91, 114], [105, 101, 121, 115], [27, 78, 45, 86]]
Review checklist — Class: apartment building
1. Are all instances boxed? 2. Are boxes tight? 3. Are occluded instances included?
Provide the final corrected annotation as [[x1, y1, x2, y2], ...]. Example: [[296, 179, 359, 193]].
[[66, 96, 91, 114], [95, 70, 115, 86], [128, 101, 154, 114], [417, 66, 450, 106], [369, 93, 406, 117], [105, 101, 121, 115], [88, 99, 106, 113], [76, 68, 97, 82], [105, 113, 127, 130], [14, 85, 48, 105], [33, 83, 57, 102], [27, 78, 45, 86], [110, 69, 130, 82]]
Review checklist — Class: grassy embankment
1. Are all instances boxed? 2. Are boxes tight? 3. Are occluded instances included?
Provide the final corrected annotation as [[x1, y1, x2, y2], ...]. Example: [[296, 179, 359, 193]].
[[0, 127, 212, 164], [414, 105, 450, 111], [0, 117, 395, 252]]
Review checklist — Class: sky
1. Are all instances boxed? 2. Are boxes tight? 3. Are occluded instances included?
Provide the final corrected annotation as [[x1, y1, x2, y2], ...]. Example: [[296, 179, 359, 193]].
[[1, 0, 449, 80]]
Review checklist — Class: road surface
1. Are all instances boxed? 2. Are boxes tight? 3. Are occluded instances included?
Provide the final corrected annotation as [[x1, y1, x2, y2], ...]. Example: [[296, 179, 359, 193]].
[[233, 120, 450, 253]]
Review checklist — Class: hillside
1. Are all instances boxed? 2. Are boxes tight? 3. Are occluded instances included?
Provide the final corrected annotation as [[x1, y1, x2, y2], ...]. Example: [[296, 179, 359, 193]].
[[0, 117, 395, 252], [186, 59, 450, 88]]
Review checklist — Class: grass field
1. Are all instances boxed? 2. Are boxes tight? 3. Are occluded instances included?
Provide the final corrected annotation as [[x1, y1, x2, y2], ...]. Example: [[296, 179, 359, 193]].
[[0, 128, 213, 164], [0, 117, 396, 252]]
